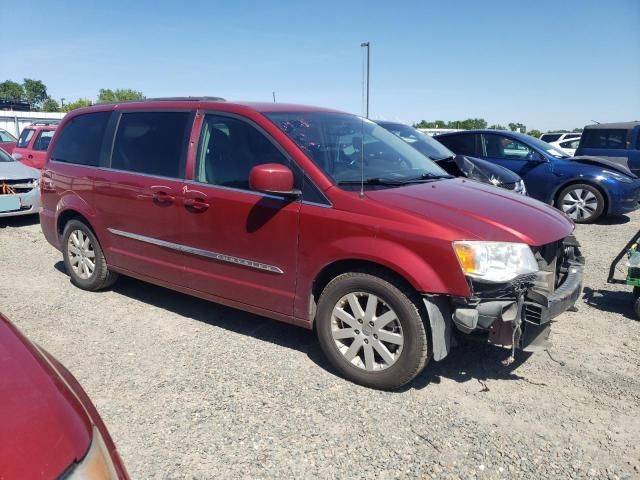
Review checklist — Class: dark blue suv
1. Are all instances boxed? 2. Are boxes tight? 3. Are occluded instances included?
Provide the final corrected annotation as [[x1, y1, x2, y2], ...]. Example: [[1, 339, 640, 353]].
[[575, 122, 640, 169], [436, 130, 640, 223]]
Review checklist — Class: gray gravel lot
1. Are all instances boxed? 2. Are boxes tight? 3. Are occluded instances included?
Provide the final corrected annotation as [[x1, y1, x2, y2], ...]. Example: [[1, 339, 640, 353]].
[[1, 211, 639, 479]]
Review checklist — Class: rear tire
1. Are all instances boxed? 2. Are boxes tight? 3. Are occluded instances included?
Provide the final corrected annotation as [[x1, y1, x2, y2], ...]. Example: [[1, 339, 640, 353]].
[[316, 271, 430, 390], [62, 219, 118, 291], [556, 183, 605, 224]]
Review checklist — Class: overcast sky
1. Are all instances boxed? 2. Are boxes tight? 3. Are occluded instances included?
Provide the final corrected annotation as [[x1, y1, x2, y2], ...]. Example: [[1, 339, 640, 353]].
[[5, 0, 639, 131]]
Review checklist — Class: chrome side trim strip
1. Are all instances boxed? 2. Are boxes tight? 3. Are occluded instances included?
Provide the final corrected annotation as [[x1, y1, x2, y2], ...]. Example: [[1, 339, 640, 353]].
[[107, 228, 284, 274]]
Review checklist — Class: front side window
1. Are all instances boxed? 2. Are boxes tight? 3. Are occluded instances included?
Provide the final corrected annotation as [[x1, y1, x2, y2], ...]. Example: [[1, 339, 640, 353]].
[[0, 130, 17, 143], [560, 139, 580, 149], [111, 112, 192, 178], [581, 129, 627, 149], [265, 112, 448, 186], [196, 114, 292, 189], [17, 129, 35, 148], [33, 130, 55, 151], [483, 134, 533, 160], [51, 112, 111, 166]]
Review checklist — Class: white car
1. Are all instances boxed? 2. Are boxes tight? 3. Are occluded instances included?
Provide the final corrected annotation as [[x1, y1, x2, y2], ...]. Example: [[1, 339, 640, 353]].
[[540, 132, 581, 156], [0, 147, 40, 218]]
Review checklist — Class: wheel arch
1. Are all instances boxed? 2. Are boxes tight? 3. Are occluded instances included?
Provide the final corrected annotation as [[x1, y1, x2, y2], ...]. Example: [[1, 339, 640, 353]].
[[552, 179, 610, 215]]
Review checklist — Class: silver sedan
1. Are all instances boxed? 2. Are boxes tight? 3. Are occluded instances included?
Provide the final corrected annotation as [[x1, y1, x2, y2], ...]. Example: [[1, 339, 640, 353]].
[[0, 148, 40, 218]]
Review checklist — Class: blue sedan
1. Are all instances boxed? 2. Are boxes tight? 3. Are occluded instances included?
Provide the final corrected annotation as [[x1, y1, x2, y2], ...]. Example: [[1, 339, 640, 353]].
[[436, 130, 640, 223]]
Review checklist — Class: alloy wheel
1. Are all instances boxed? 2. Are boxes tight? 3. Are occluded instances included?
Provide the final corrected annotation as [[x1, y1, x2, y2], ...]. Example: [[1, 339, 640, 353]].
[[561, 188, 598, 221], [67, 230, 96, 279], [330, 292, 404, 371]]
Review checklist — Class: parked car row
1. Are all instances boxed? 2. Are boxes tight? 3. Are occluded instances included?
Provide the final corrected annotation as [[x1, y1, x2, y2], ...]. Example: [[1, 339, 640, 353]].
[[435, 126, 640, 223]]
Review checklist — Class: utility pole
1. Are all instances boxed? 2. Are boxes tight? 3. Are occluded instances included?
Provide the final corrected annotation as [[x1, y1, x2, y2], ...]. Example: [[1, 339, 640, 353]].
[[360, 42, 370, 118], [61, 98, 65, 107], [272, 91, 276, 103]]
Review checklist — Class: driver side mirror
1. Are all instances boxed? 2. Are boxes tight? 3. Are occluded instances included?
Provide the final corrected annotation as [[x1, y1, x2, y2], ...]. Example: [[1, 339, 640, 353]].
[[249, 164, 301, 197], [527, 150, 546, 163]]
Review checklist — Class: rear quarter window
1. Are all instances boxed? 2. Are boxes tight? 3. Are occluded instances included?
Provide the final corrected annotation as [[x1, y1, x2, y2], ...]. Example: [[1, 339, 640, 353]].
[[51, 112, 111, 166], [581, 129, 628, 149], [437, 134, 477, 156]]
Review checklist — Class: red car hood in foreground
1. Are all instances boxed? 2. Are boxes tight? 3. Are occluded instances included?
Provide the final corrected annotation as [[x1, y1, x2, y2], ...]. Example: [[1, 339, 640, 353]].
[[0, 315, 92, 479], [367, 178, 574, 246]]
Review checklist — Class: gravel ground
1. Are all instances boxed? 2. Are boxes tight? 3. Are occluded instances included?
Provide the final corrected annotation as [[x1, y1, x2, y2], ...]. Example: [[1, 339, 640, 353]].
[[1, 211, 639, 479]]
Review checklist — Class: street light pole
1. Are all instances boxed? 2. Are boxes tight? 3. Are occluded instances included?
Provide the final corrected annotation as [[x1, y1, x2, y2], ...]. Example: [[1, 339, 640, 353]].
[[360, 42, 370, 118]]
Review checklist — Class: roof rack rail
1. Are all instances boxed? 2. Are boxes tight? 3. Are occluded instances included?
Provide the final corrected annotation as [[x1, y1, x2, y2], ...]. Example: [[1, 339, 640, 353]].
[[96, 96, 227, 106], [30, 121, 59, 126], [145, 96, 226, 102]]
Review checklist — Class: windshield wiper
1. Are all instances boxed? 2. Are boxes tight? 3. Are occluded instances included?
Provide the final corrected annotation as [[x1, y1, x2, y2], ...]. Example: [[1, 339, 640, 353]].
[[400, 172, 453, 182], [337, 173, 452, 187], [337, 178, 407, 186]]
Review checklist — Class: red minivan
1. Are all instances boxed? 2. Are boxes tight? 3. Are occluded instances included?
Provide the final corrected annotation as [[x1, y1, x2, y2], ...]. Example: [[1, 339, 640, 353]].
[[40, 99, 584, 389]]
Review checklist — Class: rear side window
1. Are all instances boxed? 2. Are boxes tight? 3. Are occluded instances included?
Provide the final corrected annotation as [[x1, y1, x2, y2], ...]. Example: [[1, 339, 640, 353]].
[[17, 129, 35, 148], [540, 134, 561, 143], [51, 112, 111, 165], [111, 112, 192, 178], [438, 134, 477, 156], [33, 130, 55, 151], [581, 129, 627, 149]]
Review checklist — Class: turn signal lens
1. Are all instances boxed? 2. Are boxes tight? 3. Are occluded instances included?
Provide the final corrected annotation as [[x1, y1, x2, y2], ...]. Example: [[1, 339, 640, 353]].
[[454, 243, 477, 274]]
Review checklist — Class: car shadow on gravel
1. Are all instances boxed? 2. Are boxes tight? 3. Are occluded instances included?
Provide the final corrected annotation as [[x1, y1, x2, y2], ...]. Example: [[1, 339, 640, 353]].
[[594, 215, 630, 226], [0, 215, 39, 228], [407, 341, 536, 391], [582, 287, 638, 321], [66, 272, 333, 368]]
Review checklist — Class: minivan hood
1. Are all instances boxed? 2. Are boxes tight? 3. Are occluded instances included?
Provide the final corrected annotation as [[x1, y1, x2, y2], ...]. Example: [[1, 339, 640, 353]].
[[0, 160, 40, 180], [570, 155, 638, 178], [366, 178, 573, 246]]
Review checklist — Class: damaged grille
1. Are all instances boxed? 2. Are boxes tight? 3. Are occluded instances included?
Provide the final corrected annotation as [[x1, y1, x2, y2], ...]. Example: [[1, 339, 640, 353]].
[[0, 179, 37, 195]]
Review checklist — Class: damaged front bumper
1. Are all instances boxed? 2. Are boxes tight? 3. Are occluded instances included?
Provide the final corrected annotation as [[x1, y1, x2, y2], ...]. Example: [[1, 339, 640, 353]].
[[425, 236, 584, 360]]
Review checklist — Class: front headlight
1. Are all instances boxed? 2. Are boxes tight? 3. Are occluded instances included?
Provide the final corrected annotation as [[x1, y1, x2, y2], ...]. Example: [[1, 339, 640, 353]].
[[602, 170, 632, 183], [453, 241, 538, 283], [68, 427, 119, 479], [514, 179, 527, 195]]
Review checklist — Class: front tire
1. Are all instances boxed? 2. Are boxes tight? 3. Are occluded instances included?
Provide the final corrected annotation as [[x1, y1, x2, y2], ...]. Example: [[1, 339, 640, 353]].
[[62, 219, 118, 291], [316, 271, 430, 390], [556, 183, 605, 223]]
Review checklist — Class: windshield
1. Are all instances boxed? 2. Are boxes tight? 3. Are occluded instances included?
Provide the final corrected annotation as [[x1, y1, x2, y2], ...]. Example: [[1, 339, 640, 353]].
[[376, 122, 454, 160], [0, 130, 17, 143], [0, 148, 15, 162], [524, 135, 570, 158], [265, 112, 449, 186]]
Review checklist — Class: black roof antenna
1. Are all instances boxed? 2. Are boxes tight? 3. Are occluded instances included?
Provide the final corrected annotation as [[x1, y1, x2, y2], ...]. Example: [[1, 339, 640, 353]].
[[359, 42, 370, 200]]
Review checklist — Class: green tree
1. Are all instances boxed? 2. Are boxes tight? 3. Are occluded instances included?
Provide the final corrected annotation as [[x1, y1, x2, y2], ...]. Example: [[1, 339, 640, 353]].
[[98, 88, 145, 103], [42, 97, 60, 112], [23, 79, 49, 109], [0, 80, 25, 101], [61, 98, 92, 112], [572, 127, 583, 132], [488, 124, 507, 130], [508, 122, 527, 133], [528, 129, 542, 138]]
